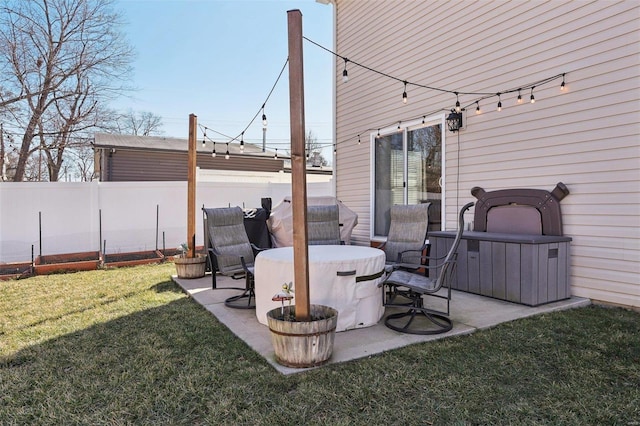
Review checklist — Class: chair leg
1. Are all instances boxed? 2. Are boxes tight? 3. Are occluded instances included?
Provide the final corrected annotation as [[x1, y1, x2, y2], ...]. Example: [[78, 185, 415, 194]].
[[384, 309, 452, 335], [224, 274, 256, 309], [383, 293, 452, 335]]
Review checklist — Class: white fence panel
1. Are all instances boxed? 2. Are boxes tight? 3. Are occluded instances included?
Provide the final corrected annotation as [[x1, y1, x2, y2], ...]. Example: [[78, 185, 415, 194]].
[[0, 180, 333, 263]]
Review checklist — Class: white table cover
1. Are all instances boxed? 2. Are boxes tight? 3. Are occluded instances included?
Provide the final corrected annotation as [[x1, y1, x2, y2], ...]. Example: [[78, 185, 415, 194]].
[[255, 245, 386, 332]]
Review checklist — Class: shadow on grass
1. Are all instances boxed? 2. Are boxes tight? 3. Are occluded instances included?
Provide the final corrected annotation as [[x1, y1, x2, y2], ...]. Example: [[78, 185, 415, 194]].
[[0, 295, 282, 424]]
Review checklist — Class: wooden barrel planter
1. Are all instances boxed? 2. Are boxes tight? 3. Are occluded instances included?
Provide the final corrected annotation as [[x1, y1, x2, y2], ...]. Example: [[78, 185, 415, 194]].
[[266, 304, 338, 368], [174, 255, 206, 279]]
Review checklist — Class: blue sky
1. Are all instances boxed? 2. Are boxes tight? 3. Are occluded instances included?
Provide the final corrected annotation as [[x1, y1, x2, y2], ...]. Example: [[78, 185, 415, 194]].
[[112, 0, 334, 153]]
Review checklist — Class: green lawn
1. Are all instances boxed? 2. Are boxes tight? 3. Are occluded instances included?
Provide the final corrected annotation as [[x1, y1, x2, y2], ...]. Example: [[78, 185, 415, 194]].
[[1, 263, 638, 425]]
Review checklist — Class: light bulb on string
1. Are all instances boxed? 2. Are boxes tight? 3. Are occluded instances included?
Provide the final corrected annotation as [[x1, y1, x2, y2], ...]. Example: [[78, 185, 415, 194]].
[[497, 93, 502, 112], [225, 143, 230, 160], [376, 129, 380, 138], [274, 148, 278, 159], [455, 92, 461, 113], [475, 101, 481, 114], [202, 128, 207, 147], [240, 132, 245, 153], [397, 121, 402, 132], [421, 116, 426, 126], [402, 81, 408, 104], [530, 86, 535, 103], [333, 144, 337, 155], [211, 142, 216, 158], [560, 74, 566, 91], [342, 58, 349, 83], [517, 89, 523, 104], [357, 134, 361, 145], [262, 105, 268, 128]]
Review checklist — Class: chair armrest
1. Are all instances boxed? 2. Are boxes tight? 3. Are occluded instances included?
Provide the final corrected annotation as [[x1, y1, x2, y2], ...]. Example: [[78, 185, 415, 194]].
[[251, 243, 268, 253], [240, 256, 253, 274], [373, 241, 387, 250]]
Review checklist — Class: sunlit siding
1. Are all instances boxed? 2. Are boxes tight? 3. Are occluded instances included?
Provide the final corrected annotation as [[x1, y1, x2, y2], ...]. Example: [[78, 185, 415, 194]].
[[333, 0, 639, 307]]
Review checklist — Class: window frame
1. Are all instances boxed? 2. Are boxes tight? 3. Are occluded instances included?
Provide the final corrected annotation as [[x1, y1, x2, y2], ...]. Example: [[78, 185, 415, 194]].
[[369, 113, 447, 242]]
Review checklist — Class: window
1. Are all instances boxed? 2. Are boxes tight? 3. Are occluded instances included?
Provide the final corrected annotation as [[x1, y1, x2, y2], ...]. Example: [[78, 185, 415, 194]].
[[371, 116, 444, 239]]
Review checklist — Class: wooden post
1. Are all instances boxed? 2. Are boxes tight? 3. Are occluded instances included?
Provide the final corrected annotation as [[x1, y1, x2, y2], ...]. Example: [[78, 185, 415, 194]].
[[187, 113, 197, 258], [287, 9, 310, 321]]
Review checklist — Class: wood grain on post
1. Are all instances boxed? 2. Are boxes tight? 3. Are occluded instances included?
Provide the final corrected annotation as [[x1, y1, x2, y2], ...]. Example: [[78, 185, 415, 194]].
[[287, 9, 310, 321], [187, 114, 197, 258]]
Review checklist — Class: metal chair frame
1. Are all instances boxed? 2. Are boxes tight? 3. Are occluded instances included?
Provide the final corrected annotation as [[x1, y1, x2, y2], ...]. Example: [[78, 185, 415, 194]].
[[380, 202, 474, 334]]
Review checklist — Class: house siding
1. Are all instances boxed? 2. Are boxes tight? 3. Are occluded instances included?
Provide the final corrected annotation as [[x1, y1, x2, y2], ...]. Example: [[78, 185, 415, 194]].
[[333, 0, 639, 307], [100, 149, 284, 181]]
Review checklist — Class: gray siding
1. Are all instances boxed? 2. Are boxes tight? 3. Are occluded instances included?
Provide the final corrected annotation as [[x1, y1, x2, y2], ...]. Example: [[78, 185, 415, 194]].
[[101, 149, 284, 181]]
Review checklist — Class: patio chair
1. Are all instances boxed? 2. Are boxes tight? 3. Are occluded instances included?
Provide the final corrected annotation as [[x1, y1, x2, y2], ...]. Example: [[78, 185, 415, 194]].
[[203, 206, 263, 309], [375, 203, 431, 271], [379, 202, 474, 335], [307, 204, 342, 245]]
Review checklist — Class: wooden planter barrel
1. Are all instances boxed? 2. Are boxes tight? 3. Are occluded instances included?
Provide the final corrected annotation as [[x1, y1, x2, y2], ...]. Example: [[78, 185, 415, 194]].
[[174, 255, 206, 279], [266, 304, 338, 368]]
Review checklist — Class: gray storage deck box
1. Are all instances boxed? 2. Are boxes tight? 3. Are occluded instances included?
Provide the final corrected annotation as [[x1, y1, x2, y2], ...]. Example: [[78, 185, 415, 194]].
[[431, 182, 572, 306], [430, 231, 571, 306]]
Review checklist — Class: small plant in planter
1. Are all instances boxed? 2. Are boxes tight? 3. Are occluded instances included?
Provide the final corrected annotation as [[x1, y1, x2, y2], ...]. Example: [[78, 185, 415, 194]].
[[271, 282, 295, 320], [173, 243, 206, 279], [266, 281, 338, 368], [177, 243, 189, 258]]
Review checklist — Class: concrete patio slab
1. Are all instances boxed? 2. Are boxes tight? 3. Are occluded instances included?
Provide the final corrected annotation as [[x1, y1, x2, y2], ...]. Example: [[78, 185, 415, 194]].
[[172, 273, 590, 375]]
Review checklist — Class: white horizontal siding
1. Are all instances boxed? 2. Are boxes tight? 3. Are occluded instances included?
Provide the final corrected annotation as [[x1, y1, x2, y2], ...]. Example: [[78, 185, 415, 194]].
[[333, 0, 640, 307]]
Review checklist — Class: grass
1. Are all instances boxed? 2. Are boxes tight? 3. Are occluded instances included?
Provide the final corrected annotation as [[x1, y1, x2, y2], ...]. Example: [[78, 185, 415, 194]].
[[1, 263, 638, 425]]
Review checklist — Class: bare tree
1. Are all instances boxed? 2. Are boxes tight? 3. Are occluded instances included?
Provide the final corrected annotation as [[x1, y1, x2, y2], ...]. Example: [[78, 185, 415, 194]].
[[304, 129, 329, 167], [110, 109, 164, 136], [0, 0, 134, 181]]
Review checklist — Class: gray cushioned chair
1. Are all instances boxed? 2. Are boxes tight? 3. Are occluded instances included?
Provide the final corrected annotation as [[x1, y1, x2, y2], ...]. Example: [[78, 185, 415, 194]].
[[379, 202, 474, 335], [203, 206, 261, 309], [376, 203, 431, 270], [307, 204, 341, 245]]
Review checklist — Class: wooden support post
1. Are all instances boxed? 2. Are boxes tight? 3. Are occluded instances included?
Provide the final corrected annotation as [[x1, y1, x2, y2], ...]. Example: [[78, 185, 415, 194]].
[[287, 9, 310, 321], [187, 113, 197, 258]]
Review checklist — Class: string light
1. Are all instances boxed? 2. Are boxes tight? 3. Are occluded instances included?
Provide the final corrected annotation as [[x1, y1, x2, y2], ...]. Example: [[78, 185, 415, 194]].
[[197, 38, 568, 156], [333, 144, 337, 154], [402, 81, 408, 104], [397, 121, 402, 132], [274, 148, 278, 159], [421, 116, 426, 126], [202, 128, 207, 147], [225, 143, 230, 160], [211, 142, 216, 158], [342, 58, 349, 83], [530, 86, 535, 103]]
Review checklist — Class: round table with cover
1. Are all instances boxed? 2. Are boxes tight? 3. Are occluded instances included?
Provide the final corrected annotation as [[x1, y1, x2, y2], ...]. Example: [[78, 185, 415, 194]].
[[255, 245, 385, 332]]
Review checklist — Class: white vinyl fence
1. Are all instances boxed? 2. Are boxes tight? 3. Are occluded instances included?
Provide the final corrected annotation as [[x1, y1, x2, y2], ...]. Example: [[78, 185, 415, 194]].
[[0, 179, 333, 263]]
